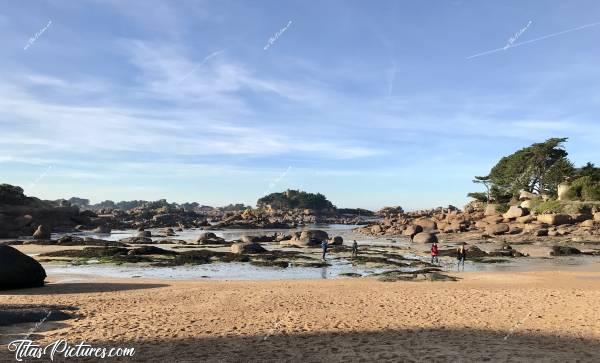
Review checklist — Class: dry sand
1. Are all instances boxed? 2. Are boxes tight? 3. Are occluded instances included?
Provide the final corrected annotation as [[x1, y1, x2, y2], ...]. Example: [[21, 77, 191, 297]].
[[1, 270, 600, 362]]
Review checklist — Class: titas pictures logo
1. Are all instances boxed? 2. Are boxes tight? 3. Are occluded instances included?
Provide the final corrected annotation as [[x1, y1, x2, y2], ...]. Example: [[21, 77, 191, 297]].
[[8, 339, 136, 361]]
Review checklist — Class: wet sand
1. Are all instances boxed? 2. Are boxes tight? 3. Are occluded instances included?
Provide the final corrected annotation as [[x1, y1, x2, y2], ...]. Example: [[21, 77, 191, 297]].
[[1, 270, 600, 362]]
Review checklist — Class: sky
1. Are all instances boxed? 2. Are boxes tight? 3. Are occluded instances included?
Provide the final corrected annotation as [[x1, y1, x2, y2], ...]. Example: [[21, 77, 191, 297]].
[[1, 0, 600, 211]]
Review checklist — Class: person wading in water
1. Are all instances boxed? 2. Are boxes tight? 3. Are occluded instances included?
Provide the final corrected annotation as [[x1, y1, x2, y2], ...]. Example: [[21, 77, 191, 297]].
[[431, 241, 439, 265], [457, 243, 467, 270], [352, 240, 359, 258]]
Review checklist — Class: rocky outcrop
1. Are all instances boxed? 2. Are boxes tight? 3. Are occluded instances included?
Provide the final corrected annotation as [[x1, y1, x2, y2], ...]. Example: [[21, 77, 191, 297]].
[[280, 229, 329, 247], [0, 245, 46, 289], [0, 184, 82, 238]]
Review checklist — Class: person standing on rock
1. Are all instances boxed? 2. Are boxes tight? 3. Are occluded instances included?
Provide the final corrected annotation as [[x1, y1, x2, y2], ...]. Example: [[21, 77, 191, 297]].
[[431, 241, 439, 265], [352, 240, 359, 258], [321, 240, 329, 261], [457, 243, 467, 270]]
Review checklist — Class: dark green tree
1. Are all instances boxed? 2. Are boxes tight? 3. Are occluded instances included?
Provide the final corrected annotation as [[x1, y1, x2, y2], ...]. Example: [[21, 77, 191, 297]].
[[487, 138, 574, 197]]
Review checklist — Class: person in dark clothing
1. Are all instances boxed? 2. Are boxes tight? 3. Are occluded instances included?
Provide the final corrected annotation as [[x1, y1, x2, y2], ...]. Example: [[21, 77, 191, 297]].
[[430, 241, 439, 264], [457, 243, 467, 270], [321, 240, 329, 261], [352, 240, 359, 258]]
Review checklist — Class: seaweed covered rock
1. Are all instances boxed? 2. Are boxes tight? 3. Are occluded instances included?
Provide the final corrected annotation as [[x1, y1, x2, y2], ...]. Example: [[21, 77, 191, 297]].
[[40, 247, 129, 258], [230, 242, 267, 254], [550, 246, 581, 256], [127, 246, 178, 256], [196, 232, 227, 244], [0, 245, 46, 289], [119, 236, 154, 244]]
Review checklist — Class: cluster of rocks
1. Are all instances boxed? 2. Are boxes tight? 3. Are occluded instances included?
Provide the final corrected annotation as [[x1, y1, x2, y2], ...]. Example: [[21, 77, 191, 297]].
[[0, 184, 87, 239], [358, 196, 600, 242], [208, 207, 367, 230]]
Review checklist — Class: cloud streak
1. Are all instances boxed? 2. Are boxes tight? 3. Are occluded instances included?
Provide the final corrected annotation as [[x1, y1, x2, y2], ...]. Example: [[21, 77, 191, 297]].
[[467, 21, 600, 59]]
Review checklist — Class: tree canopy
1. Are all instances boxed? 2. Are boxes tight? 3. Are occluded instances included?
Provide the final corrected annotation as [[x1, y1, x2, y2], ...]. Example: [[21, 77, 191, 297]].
[[257, 189, 335, 210], [471, 138, 577, 201]]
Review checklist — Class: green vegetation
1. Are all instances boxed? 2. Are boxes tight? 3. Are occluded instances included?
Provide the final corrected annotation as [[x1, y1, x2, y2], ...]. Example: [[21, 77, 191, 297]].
[[219, 203, 250, 211], [530, 199, 562, 214], [257, 189, 335, 210], [467, 192, 488, 203], [469, 138, 600, 202], [564, 163, 600, 201], [494, 203, 510, 214]]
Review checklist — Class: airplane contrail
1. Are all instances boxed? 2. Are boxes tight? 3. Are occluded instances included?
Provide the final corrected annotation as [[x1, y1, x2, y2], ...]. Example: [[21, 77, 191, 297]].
[[466, 21, 600, 60], [177, 50, 224, 84]]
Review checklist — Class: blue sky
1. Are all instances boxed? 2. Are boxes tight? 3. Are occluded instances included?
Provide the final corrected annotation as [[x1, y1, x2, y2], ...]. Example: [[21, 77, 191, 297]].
[[1, 1, 600, 210]]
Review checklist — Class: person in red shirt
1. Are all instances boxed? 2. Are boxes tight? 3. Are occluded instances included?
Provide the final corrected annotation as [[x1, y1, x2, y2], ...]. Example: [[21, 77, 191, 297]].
[[431, 241, 439, 265]]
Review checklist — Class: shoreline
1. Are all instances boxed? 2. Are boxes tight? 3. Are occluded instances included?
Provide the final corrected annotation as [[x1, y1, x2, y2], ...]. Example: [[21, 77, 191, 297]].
[[2, 270, 600, 362]]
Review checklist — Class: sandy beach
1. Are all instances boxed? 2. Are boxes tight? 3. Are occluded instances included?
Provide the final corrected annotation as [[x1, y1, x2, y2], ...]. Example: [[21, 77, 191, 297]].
[[2, 270, 600, 362]]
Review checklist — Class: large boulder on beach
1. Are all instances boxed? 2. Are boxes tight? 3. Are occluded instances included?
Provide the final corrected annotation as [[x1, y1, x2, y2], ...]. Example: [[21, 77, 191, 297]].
[[0, 245, 46, 289], [231, 242, 267, 254], [485, 223, 510, 235], [296, 230, 329, 243], [403, 225, 423, 237], [281, 230, 329, 247], [414, 218, 437, 231], [503, 206, 528, 219], [196, 232, 226, 244], [32, 225, 51, 240], [412, 232, 438, 244], [137, 230, 152, 237], [537, 214, 571, 226], [329, 236, 343, 245]]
